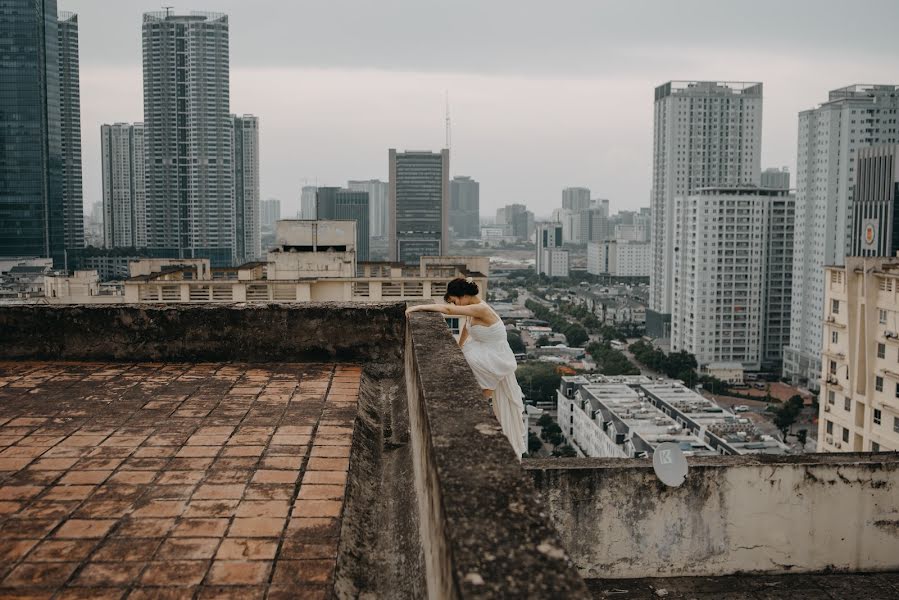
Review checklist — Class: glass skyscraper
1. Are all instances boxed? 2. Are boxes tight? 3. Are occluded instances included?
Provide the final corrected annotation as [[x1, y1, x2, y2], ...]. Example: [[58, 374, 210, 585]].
[[388, 149, 449, 264], [0, 0, 73, 266], [58, 10, 83, 255], [316, 187, 370, 261]]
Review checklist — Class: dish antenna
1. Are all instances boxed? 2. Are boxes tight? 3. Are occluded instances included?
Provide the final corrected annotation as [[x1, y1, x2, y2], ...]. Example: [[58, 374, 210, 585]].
[[652, 442, 688, 487]]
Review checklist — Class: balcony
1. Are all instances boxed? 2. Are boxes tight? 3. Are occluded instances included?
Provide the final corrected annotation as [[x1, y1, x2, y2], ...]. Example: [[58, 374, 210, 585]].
[[0, 305, 897, 598]]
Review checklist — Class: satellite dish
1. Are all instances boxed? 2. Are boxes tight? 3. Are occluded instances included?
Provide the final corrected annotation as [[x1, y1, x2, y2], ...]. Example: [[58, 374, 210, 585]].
[[652, 442, 688, 487]]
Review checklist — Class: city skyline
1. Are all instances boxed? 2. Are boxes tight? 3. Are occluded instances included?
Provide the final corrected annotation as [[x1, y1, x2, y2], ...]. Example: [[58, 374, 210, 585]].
[[65, 0, 899, 219]]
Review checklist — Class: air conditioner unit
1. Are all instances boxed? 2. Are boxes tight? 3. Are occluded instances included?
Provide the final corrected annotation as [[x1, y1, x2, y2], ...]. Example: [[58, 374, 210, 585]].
[[886, 331, 897, 340], [825, 435, 834, 445], [824, 404, 831, 412], [834, 442, 842, 449], [826, 316, 835, 323]]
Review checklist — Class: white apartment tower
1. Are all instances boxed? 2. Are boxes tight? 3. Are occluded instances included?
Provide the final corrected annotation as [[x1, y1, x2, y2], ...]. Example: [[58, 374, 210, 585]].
[[671, 188, 794, 372], [649, 81, 763, 338], [536, 222, 568, 277], [785, 85, 899, 391], [818, 257, 899, 452], [100, 123, 146, 248], [142, 11, 234, 266], [231, 114, 260, 262]]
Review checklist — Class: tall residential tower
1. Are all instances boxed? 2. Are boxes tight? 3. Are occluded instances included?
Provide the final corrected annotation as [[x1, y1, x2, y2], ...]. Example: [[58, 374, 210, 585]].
[[142, 11, 233, 265], [101, 123, 146, 248], [784, 85, 899, 390], [649, 81, 763, 338], [231, 114, 260, 262]]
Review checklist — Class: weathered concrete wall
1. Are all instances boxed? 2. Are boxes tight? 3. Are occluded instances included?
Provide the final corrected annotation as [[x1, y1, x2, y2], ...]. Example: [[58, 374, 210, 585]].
[[406, 313, 589, 599], [0, 303, 404, 363], [527, 454, 899, 579]]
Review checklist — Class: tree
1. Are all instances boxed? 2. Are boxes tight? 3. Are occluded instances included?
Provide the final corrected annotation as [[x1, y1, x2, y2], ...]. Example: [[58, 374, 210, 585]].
[[547, 431, 564, 446], [563, 324, 589, 347], [796, 429, 808, 447], [537, 414, 554, 428], [552, 444, 577, 458], [773, 396, 805, 439], [507, 332, 526, 354], [516, 363, 563, 402], [536, 335, 551, 347], [528, 432, 543, 454]]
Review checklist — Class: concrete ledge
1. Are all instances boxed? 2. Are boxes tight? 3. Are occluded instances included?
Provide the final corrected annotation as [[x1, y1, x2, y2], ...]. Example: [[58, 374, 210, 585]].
[[406, 312, 589, 598], [526, 453, 899, 579], [0, 303, 405, 363]]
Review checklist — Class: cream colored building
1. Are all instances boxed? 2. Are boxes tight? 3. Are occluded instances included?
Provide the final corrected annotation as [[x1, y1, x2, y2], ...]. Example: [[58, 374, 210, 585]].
[[122, 221, 488, 304], [818, 257, 899, 452]]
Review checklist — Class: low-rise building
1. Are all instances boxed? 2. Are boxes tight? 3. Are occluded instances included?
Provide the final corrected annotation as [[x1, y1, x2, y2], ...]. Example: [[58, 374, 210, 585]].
[[587, 240, 651, 277], [818, 257, 899, 452], [703, 362, 745, 385], [558, 375, 787, 457]]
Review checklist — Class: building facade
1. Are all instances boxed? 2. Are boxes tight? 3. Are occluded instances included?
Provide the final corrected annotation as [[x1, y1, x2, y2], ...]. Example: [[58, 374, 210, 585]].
[[562, 187, 591, 211], [671, 188, 794, 372], [818, 257, 899, 452], [101, 123, 146, 248], [536, 222, 566, 277], [300, 186, 317, 220], [142, 11, 234, 266], [348, 179, 388, 239], [785, 85, 899, 391], [761, 167, 791, 190], [316, 187, 370, 261], [0, 0, 68, 265], [231, 114, 260, 261], [57, 11, 83, 256], [649, 81, 763, 338], [850, 145, 899, 258], [388, 149, 449, 264], [449, 176, 480, 239], [260, 198, 281, 231], [587, 240, 651, 277]]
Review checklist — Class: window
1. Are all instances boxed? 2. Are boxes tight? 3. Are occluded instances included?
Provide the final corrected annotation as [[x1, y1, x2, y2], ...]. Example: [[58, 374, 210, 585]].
[[876, 376, 884, 392], [842, 428, 849, 443], [874, 409, 882, 425], [826, 420, 833, 435], [894, 417, 899, 435], [830, 360, 837, 375], [831, 331, 838, 344], [878, 343, 886, 359], [880, 309, 888, 324], [832, 299, 840, 314], [872, 442, 880, 452], [828, 390, 835, 404], [844, 397, 851, 411]]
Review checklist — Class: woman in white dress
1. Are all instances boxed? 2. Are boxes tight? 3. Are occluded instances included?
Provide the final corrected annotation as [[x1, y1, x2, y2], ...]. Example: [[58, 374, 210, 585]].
[[405, 277, 527, 457]]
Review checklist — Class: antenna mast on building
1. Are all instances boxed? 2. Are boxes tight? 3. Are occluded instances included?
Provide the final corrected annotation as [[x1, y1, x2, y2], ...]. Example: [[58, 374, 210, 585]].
[[163, 5, 174, 17], [445, 90, 451, 151]]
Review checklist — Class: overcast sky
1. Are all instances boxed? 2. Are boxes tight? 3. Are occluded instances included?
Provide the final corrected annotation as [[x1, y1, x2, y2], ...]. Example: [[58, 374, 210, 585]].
[[68, 0, 899, 219]]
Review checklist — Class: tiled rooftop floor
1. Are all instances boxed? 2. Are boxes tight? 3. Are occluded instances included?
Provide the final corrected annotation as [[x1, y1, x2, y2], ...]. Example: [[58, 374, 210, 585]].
[[587, 572, 899, 600], [0, 361, 361, 599]]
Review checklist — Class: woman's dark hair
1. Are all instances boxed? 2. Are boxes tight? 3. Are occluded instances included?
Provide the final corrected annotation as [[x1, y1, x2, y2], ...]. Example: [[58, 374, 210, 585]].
[[444, 277, 479, 301]]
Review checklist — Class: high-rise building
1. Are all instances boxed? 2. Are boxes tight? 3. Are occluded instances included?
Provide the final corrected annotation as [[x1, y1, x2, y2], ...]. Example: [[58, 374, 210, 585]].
[[449, 176, 480, 239], [500, 204, 531, 240], [818, 257, 899, 452], [58, 11, 83, 256], [260, 198, 281, 231], [101, 123, 146, 248], [761, 167, 791, 190], [348, 179, 389, 238], [785, 85, 899, 391], [850, 145, 899, 258], [649, 81, 763, 338], [536, 222, 567, 277], [0, 0, 70, 266], [388, 149, 449, 264], [579, 208, 611, 243], [142, 11, 234, 266], [300, 186, 318, 220], [231, 114, 260, 262], [316, 187, 370, 261], [562, 187, 591, 211], [670, 188, 794, 372]]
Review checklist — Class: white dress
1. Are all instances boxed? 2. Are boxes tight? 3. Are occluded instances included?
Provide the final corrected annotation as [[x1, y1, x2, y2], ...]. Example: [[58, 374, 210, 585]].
[[462, 315, 527, 457]]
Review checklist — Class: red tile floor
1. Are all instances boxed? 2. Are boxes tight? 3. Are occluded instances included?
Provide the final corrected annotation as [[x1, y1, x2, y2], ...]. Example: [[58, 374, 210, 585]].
[[0, 361, 361, 599]]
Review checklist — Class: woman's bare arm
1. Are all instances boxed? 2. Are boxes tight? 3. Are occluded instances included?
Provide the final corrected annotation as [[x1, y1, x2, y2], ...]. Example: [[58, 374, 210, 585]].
[[405, 302, 492, 320]]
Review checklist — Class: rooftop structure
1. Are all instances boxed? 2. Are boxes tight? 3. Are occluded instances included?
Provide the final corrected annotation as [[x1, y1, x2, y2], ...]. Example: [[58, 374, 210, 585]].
[[0, 305, 896, 596], [559, 376, 787, 457]]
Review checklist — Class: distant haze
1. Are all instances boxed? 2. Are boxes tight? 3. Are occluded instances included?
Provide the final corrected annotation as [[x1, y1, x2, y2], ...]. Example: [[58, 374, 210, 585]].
[[69, 0, 899, 219]]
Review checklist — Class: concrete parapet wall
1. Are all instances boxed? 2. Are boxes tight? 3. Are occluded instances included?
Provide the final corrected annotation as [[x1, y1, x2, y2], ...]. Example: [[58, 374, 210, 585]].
[[527, 454, 899, 578], [0, 303, 404, 363], [406, 313, 589, 599]]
